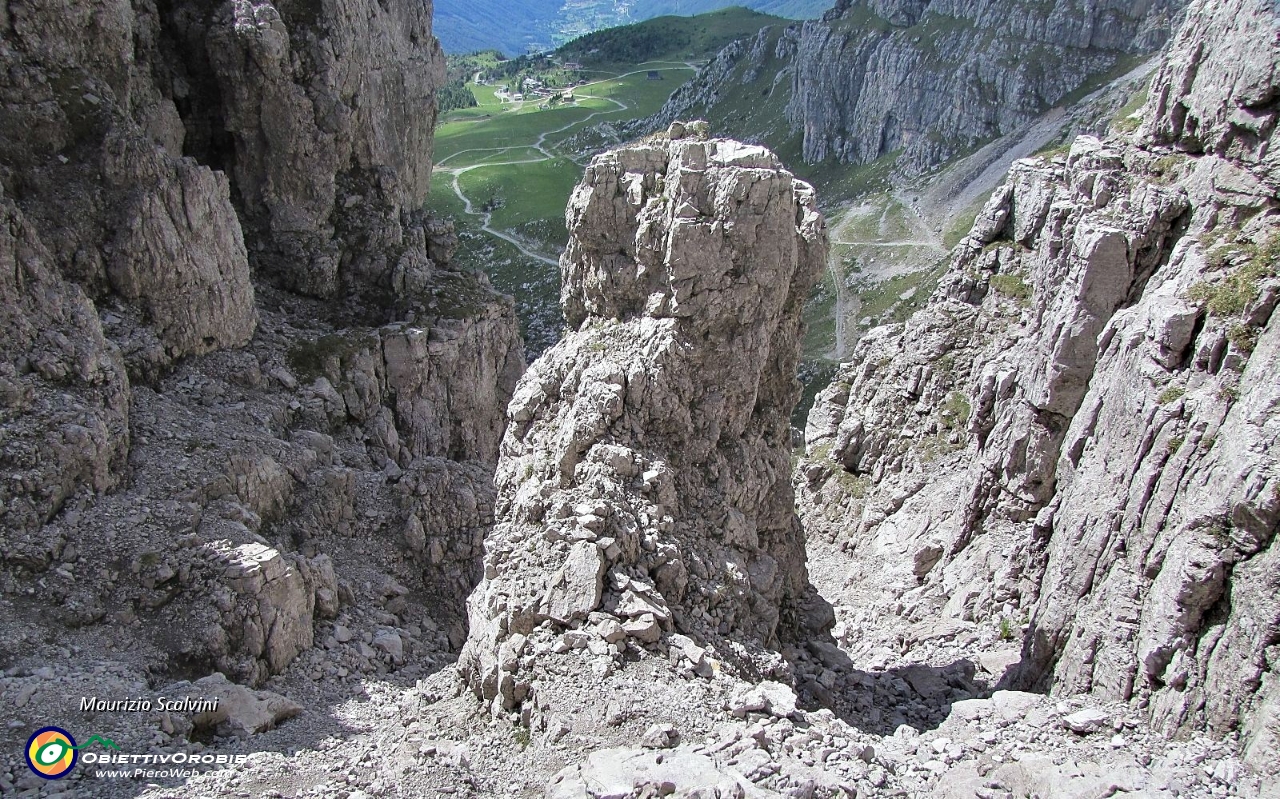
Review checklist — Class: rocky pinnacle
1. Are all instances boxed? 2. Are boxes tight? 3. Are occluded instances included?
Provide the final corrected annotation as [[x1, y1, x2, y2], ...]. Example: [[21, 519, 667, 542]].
[[459, 133, 832, 714]]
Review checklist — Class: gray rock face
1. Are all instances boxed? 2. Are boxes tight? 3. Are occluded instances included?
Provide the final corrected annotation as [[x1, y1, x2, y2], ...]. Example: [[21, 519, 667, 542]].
[[205, 0, 446, 297], [1143, 0, 1280, 168], [654, 0, 1184, 175], [0, 191, 131, 545], [207, 542, 329, 684], [397, 457, 500, 619], [106, 143, 258, 361], [0, 0, 259, 364], [0, 0, 525, 687], [798, 0, 1279, 775], [162, 672, 303, 737], [1021, 1, 1280, 772], [790, 0, 1185, 172], [1, 0, 449, 307], [459, 136, 830, 713], [284, 308, 524, 467]]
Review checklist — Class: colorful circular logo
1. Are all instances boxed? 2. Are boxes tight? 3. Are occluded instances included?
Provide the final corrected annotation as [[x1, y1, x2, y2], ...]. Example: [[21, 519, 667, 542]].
[[25, 727, 77, 779]]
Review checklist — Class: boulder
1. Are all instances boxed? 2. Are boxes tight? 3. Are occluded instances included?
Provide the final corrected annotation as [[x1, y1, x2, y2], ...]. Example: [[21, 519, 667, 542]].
[[547, 748, 767, 799], [175, 673, 302, 737], [729, 682, 799, 719], [1063, 708, 1111, 735]]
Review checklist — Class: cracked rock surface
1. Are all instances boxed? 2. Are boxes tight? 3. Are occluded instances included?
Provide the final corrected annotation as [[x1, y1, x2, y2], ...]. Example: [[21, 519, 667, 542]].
[[798, 0, 1280, 781], [458, 136, 831, 714]]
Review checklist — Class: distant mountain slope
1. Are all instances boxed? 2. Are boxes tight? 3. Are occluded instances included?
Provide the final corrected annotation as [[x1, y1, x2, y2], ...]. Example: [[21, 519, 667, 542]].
[[622, 0, 831, 16], [649, 0, 1186, 177], [434, 0, 831, 56], [753, 0, 835, 15], [556, 9, 789, 65], [433, 0, 562, 56]]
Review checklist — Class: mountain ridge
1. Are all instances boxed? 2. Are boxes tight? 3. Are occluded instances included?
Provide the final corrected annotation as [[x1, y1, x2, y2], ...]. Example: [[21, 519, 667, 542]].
[[434, 0, 832, 55], [647, 0, 1185, 177], [799, 0, 1280, 773]]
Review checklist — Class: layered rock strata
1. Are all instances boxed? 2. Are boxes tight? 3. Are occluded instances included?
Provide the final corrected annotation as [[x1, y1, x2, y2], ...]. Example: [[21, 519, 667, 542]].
[[653, 0, 1185, 175], [799, 0, 1279, 773], [791, 0, 1185, 170], [460, 135, 830, 713]]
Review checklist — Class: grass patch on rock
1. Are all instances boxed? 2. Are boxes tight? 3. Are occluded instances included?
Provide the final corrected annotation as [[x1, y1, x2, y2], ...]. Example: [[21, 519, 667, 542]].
[[287, 331, 380, 383], [989, 272, 1032, 303]]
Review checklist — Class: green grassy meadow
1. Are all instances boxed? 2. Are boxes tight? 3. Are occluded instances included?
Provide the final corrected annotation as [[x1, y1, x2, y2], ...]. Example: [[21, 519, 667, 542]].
[[429, 5, 961, 416], [431, 20, 705, 357]]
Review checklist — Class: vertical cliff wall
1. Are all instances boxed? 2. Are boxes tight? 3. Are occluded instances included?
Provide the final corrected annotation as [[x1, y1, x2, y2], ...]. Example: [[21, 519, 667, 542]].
[[652, 0, 1185, 176], [798, 0, 1279, 774], [202, 0, 446, 297], [790, 0, 1185, 171], [0, 0, 260, 362], [0, 0, 449, 304]]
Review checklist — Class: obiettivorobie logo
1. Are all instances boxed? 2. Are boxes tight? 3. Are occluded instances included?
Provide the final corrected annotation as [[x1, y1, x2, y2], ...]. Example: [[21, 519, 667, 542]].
[[24, 725, 249, 781], [25, 727, 119, 780]]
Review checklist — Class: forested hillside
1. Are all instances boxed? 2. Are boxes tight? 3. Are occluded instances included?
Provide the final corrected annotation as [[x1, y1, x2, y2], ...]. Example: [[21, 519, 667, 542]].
[[434, 0, 831, 55]]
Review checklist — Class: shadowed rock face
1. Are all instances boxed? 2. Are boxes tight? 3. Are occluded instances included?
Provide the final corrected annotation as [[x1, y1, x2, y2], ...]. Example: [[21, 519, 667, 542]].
[[205, 0, 447, 297], [0, 0, 260, 366], [459, 135, 832, 714], [0, 188, 131, 546], [0, 0, 524, 684], [798, 0, 1280, 774], [0, 0, 448, 310]]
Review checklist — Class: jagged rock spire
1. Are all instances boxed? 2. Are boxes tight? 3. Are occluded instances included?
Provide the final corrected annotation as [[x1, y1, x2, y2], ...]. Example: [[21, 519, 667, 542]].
[[459, 134, 831, 713]]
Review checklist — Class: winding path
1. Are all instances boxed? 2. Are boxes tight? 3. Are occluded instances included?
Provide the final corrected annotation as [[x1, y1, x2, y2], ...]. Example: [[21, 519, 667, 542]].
[[819, 57, 1157, 361], [433, 66, 692, 263], [824, 192, 947, 359], [446, 163, 561, 267]]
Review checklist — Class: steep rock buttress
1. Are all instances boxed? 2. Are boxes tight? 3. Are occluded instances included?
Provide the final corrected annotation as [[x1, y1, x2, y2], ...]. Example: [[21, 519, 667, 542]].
[[0, 0, 524, 687], [459, 135, 831, 715]]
